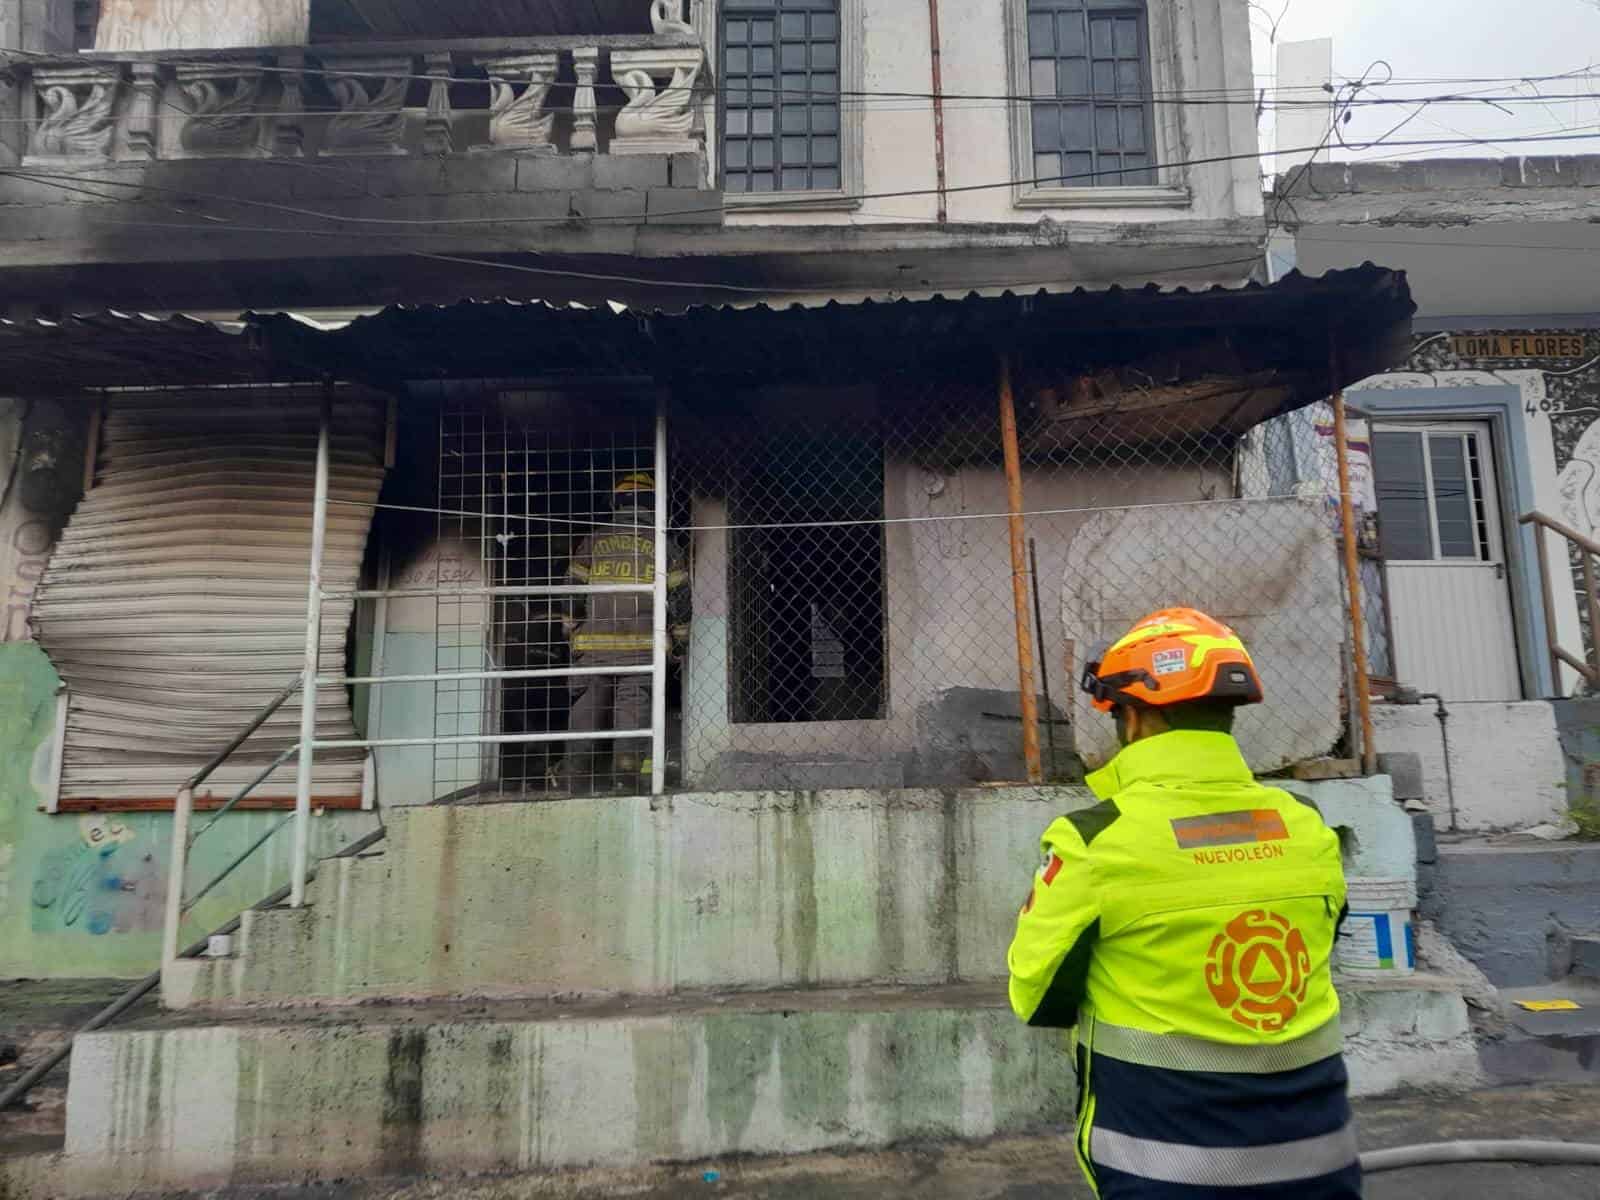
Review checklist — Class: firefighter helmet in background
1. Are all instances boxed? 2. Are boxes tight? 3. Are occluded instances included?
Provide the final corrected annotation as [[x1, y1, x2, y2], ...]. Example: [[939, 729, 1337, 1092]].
[[612, 473, 655, 503], [1080, 606, 1264, 713]]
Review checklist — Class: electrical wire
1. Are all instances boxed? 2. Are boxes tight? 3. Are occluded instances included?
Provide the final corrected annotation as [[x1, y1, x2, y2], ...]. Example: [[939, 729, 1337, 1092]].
[[9, 123, 1600, 233], [327, 491, 1327, 534], [7, 42, 1600, 115]]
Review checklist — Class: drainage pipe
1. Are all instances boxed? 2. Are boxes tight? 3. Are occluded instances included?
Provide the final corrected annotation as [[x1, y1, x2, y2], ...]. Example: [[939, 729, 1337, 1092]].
[[1418, 690, 1456, 830], [1362, 1140, 1600, 1173]]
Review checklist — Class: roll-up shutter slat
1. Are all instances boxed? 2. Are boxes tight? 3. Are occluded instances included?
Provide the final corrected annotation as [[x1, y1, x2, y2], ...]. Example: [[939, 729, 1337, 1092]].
[[34, 390, 388, 804]]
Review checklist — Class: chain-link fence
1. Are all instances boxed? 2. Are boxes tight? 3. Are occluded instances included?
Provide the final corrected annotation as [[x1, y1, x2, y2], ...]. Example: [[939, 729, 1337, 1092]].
[[398, 375, 1385, 801]]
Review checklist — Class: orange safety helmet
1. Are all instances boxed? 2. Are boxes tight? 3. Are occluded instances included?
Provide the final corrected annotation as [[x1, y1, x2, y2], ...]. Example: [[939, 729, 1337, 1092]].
[[1080, 607, 1263, 713]]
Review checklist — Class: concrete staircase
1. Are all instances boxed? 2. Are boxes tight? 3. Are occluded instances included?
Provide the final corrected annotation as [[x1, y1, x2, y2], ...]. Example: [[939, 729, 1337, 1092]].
[[6, 785, 1486, 1197]]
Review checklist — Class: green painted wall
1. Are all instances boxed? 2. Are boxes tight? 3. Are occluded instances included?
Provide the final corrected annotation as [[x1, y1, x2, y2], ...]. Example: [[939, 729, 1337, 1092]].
[[1, 641, 379, 980]]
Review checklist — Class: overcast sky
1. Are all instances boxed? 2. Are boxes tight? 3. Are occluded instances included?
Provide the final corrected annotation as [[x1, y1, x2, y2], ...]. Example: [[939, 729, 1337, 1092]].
[[1252, 0, 1600, 168]]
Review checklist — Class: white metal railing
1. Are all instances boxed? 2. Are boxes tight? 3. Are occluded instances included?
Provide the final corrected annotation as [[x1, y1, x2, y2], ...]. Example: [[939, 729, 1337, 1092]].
[[161, 396, 670, 945], [285, 394, 671, 907], [160, 674, 305, 969]]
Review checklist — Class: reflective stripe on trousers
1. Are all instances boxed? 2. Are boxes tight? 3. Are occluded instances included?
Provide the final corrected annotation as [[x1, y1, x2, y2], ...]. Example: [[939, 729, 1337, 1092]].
[[1091, 1121, 1359, 1188]]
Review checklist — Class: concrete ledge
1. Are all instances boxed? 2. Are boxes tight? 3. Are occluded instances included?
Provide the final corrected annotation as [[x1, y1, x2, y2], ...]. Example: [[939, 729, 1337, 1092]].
[[35, 978, 1480, 1196], [1339, 982, 1482, 1096], [177, 788, 1089, 1009], [57, 989, 1074, 1194]]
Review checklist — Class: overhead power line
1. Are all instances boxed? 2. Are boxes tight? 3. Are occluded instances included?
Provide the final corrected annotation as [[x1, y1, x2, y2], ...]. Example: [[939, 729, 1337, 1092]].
[[9, 121, 1600, 237]]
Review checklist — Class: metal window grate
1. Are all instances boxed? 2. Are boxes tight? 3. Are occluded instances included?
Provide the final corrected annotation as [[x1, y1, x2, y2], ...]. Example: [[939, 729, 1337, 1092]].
[[1026, 0, 1156, 187], [429, 394, 666, 800], [721, 0, 842, 193]]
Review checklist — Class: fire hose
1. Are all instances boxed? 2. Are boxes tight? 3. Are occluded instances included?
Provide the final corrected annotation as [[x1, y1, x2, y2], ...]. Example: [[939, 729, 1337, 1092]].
[[1361, 1140, 1600, 1173]]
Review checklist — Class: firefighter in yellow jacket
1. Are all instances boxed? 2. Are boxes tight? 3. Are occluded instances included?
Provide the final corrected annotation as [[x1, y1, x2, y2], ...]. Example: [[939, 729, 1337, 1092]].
[[1009, 607, 1359, 1198], [555, 473, 688, 791]]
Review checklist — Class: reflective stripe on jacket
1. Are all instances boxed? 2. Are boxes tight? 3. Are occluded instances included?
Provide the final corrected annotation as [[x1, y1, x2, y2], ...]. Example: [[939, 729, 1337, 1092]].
[[1007, 730, 1358, 1198], [566, 519, 689, 656]]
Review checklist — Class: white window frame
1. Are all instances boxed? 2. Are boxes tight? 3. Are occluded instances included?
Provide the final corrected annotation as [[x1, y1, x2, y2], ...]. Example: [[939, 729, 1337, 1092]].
[[695, 0, 865, 211], [1373, 421, 1505, 568], [1003, 0, 1191, 209]]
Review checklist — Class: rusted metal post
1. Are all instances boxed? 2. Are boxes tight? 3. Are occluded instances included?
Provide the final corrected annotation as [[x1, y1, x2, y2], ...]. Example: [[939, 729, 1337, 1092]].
[[1029, 537, 1057, 779], [1530, 521, 1564, 693], [998, 354, 1042, 783], [926, 0, 948, 224], [290, 388, 333, 907], [1330, 351, 1376, 775]]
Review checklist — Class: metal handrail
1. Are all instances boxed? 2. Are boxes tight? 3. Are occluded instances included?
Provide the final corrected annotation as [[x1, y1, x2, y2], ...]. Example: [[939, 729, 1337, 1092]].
[[160, 673, 305, 969], [1520, 511, 1600, 690], [181, 674, 304, 794]]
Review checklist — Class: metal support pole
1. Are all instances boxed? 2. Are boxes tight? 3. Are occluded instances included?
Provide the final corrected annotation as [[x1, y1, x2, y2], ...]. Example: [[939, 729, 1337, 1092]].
[[1331, 366, 1376, 775], [998, 354, 1042, 784], [160, 785, 193, 969], [651, 394, 669, 796], [1582, 552, 1600, 685], [290, 389, 333, 908], [1029, 537, 1058, 780]]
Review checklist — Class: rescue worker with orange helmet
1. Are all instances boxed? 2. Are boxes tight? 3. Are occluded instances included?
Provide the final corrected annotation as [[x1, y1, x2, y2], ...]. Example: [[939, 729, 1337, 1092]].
[[1008, 607, 1358, 1198]]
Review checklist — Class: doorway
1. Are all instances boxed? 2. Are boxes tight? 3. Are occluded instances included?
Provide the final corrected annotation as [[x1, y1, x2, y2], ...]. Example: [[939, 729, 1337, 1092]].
[[1371, 420, 1522, 700]]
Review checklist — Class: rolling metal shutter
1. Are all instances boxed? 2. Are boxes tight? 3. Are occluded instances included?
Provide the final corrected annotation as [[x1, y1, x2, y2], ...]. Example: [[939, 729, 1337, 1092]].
[[34, 388, 387, 805]]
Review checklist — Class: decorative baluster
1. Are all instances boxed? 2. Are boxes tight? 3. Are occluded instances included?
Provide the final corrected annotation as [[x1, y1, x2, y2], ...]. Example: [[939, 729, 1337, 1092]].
[[571, 47, 599, 153], [26, 65, 123, 163], [272, 54, 306, 157], [176, 64, 267, 156], [319, 55, 410, 155], [422, 52, 454, 156], [480, 53, 557, 152], [610, 48, 702, 156], [125, 62, 165, 160]]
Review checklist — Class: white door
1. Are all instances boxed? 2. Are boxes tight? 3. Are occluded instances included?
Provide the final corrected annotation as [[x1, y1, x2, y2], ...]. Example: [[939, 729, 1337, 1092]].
[[1372, 421, 1522, 701]]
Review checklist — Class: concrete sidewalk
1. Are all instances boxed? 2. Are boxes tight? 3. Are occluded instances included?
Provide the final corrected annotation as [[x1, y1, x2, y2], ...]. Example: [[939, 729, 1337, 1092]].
[[88, 1083, 1600, 1200]]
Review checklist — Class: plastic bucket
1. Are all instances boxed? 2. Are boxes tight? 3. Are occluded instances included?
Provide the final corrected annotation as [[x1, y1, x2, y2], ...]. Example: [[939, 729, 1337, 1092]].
[[1336, 877, 1416, 975]]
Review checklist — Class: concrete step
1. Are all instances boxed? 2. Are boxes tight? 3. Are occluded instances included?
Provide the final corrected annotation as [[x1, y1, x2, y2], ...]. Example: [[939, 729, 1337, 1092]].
[[42, 984, 1072, 1195], [1420, 838, 1600, 987], [6, 976, 1480, 1198], [1481, 979, 1600, 1085], [165, 787, 1079, 1009], [1573, 935, 1600, 981]]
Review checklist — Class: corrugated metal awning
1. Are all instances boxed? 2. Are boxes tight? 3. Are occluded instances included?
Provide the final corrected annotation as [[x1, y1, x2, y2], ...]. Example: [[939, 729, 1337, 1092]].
[[0, 267, 1416, 416]]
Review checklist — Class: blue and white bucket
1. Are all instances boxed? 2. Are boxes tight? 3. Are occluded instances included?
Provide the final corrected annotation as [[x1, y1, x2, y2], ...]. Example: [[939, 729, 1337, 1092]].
[[1336, 877, 1416, 975]]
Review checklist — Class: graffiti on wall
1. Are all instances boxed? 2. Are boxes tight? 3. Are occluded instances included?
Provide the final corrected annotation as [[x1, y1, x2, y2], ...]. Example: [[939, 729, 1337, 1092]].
[[30, 815, 165, 936], [2, 399, 86, 644], [1404, 332, 1600, 536]]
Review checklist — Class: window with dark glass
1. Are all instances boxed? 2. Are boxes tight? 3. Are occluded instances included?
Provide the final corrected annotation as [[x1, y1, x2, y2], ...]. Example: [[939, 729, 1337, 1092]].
[[1026, 0, 1156, 187], [1373, 428, 1493, 562], [721, 0, 842, 194]]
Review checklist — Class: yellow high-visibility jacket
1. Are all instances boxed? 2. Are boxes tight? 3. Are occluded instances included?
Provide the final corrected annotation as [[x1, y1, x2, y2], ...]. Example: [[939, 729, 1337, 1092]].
[[1008, 730, 1359, 1198]]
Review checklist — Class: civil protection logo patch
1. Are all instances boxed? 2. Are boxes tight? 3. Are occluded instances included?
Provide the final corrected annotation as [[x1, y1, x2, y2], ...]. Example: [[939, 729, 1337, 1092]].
[[1204, 908, 1311, 1033]]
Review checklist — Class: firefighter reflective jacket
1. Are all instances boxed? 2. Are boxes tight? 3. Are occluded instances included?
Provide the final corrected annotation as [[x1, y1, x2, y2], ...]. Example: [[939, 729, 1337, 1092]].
[[1008, 730, 1358, 1198], [565, 514, 689, 656]]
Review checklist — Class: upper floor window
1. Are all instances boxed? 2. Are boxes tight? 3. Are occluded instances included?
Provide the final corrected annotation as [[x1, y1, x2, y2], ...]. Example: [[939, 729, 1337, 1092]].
[[718, 0, 862, 208], [1007, 0, 1185, 207]]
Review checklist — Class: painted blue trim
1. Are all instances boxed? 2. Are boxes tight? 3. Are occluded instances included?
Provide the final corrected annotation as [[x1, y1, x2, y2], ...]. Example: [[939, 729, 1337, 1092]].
[[1351, 385, 1552, 698]]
